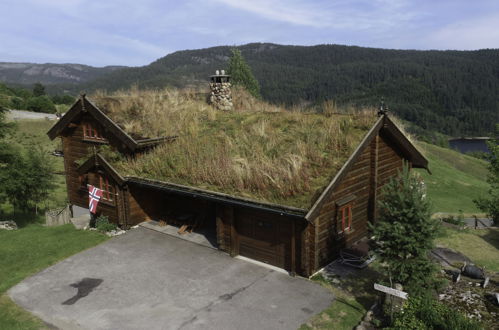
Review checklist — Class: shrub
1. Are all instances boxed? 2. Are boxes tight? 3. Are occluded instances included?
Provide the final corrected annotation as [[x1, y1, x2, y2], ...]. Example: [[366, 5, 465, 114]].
[[95, 216, 117, 232], [26, 96, 56, 113], [391, 295, 482, 330]]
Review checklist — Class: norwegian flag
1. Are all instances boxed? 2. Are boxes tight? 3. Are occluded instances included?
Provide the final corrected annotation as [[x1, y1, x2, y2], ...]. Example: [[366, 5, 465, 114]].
[[88, 185, 103, 214]]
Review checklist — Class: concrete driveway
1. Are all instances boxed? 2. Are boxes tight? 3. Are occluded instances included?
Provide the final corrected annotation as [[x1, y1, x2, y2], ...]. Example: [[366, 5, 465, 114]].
[[9, 227, 333, 330]]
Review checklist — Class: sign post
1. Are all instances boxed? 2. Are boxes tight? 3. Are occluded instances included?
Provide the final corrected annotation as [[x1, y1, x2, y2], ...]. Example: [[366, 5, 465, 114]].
[[374, 283, 408, 300]]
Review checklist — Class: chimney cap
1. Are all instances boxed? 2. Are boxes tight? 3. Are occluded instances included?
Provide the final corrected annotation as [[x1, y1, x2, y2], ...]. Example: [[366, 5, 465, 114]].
[[210, 69, 230, 78]]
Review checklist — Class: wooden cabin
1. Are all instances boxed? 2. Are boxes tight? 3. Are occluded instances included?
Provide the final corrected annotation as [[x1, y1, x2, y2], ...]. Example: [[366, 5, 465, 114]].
[[48, 93, 428, 277]]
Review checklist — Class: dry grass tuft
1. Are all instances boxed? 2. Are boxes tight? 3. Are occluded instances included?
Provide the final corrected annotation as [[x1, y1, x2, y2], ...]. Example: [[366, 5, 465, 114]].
[[92, 87, 377, 208]]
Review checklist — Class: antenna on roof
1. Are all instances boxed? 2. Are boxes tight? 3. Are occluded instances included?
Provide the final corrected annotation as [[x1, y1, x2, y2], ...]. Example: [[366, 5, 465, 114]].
[[378, 98, 388, 117]]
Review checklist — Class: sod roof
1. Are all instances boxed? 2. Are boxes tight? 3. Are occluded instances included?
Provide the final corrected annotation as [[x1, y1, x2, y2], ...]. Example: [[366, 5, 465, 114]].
[[91, 88, 378, 209]]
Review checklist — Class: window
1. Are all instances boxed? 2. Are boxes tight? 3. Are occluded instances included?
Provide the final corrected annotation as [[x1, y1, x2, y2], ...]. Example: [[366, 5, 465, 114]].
[[99, 175, 115, 203], [336, 194, 355, 234], [79, 174, 88, 188], [83, 122, 106, 141], [338, 204, 352, 234], [78, 174, 115, 204]]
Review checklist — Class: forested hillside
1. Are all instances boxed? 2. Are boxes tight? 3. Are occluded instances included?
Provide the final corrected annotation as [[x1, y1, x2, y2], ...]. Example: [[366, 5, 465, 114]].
[[80, 43, 499, 136], [2, 43, 498, 136]]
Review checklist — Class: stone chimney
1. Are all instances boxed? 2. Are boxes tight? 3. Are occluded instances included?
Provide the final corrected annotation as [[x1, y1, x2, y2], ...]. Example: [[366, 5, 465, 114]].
[[209, 70, 232, 111]]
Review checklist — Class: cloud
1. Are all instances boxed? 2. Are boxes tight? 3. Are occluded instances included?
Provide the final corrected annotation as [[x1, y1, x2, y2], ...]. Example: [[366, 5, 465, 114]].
[[213, 0, 417, 30], [426, 14, 499, 50], [0, 0, 498, 66], [213, 0, 330, 27]]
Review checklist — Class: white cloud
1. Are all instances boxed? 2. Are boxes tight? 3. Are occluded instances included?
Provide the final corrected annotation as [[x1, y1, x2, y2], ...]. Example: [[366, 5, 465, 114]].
[[213, 0, 330, 27], [426, 14, 499, 50], [1, 0, 498, 66], [213, 0, 417, 30]]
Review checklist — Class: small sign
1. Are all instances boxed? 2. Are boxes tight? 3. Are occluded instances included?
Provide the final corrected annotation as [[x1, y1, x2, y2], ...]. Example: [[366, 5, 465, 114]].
[[374, 283, 408, 300]]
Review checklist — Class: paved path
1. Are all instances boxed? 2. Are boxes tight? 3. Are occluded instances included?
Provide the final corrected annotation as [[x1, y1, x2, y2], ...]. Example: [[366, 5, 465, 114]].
[[463, 218, 495, 228], [6, 109, 58, 120], [9, 227, 333, 330]]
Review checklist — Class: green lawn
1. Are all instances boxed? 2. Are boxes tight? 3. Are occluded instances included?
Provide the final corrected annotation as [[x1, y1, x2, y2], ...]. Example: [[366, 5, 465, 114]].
[[436, 227, 499, 272], [415, 142, 489, 214], [0, 223, 108, 329]]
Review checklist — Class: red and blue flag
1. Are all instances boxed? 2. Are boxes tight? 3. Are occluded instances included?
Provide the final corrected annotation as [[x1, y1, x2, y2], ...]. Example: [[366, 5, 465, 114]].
[[87, 185, 103, 214]]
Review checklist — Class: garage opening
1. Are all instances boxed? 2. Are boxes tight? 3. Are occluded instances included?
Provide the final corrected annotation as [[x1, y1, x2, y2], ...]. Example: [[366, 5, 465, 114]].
[[139, 194, 218, 249]]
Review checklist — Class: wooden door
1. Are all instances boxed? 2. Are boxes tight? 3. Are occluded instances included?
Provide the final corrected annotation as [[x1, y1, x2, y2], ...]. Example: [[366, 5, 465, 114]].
[[235, 210, 285, 268]]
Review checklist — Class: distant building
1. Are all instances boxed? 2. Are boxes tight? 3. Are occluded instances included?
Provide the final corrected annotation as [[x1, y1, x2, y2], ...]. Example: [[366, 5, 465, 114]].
[[449, 137, 491, 154]]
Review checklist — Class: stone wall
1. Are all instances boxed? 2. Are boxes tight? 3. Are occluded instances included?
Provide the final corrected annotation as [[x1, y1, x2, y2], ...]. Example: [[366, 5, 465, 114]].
[[209, 82, 233, 111], [45, 204, 71, 226]]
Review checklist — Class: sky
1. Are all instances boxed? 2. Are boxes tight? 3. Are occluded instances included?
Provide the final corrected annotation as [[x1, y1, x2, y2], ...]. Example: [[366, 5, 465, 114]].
[[1, 0, 499, 67]]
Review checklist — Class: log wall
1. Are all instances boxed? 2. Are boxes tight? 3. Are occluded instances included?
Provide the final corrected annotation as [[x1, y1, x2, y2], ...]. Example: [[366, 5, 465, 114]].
[[307, 129, 407, 275], [62, 113, 124, 224]]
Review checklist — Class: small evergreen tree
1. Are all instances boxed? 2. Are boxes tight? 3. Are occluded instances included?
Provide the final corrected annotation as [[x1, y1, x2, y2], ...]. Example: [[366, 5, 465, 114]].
[[370, 164, 439, 294], [227, 48, 261, 98], [474, 124, 499, 225], [32, 82, 46, 97]]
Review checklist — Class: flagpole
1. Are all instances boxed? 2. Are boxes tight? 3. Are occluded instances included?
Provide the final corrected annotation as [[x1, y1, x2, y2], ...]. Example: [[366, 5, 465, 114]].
[[87, 184, 95, 228]]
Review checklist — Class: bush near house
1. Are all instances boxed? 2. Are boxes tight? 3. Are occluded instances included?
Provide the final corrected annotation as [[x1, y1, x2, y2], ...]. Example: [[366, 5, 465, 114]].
[[95, 215, 117, 232]]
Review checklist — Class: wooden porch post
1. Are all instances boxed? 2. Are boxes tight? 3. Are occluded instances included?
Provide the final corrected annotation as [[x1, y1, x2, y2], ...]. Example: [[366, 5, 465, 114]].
[[291, 220, 296, 276]]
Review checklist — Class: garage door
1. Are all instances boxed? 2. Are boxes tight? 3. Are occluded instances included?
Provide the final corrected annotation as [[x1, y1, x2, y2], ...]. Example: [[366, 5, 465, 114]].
[[235, 210, 285, 268]]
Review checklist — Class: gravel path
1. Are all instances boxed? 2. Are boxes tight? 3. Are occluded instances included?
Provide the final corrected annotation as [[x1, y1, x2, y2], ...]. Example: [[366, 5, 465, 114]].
[[6, 109, 58, 120]]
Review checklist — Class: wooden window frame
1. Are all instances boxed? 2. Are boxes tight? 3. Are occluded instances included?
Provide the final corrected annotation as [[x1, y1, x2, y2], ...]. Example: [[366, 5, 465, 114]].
[[336, 194, 355, 235], [338, 204, 353, 234], [82, 122, 106, 142], [98, 175, 115, 204], [78, 174, 116, 206]]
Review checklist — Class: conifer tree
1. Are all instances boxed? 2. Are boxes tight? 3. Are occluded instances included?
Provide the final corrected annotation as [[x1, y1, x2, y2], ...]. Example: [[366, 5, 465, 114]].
[[474, 124, 499, 225], [227, 48, 261, 98], [370, 164, 438, 294], [32, 82, 46, 97]]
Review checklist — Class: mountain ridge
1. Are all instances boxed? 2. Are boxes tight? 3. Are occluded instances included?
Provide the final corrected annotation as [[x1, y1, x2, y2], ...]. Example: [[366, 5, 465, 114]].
[[0, 62, 126, 85], [1, 42, 498, 136]]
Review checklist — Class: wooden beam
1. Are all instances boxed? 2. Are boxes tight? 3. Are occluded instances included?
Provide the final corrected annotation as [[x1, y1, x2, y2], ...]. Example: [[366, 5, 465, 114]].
[[368, 135, 379, 222], [228, 206, 238, 257], [291, 220, 296, 276]]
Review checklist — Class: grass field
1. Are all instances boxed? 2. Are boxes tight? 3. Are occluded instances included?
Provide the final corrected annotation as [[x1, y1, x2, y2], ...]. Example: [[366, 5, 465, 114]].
[[415, 142, 489, 214], [0, 223, 108, 329], [436, 227, 499, 272]]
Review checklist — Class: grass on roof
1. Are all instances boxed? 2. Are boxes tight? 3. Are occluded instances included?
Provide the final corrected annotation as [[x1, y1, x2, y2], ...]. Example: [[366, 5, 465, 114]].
[[92, 87, 377, 208]]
